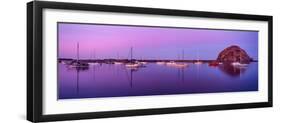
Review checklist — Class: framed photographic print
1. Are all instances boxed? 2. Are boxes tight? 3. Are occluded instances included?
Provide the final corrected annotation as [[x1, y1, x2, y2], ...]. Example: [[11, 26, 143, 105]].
[[27, 1, 273, 122]]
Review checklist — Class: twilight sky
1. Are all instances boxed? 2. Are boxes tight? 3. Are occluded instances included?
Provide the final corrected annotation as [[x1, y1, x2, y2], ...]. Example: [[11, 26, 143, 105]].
[[58, 23, 258, 60]]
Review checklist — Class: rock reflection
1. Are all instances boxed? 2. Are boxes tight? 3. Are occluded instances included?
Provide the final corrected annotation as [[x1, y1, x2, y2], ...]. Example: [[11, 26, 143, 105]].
[[218, 63, 247, 77]]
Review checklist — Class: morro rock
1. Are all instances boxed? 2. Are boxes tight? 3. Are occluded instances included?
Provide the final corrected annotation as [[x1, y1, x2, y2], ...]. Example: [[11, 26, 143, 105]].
[[217, 45, 253, 64]]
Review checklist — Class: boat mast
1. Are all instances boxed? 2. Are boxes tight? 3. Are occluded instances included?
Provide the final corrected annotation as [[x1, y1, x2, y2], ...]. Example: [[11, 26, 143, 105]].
[[77, 42, 79, 62], [130, 47, 133, 62], [177, 52, 180, 61], [196, 49, 199, 62], [182, 49, 184, 60], [93, 49, 96, 60]]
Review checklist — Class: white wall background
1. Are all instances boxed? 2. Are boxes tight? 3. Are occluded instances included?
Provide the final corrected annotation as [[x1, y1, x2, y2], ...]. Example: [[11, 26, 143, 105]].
[[0, 0, 279, 123]]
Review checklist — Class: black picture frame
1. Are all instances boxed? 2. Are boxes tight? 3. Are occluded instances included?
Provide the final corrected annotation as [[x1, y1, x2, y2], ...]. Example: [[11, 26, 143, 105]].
[[27, 1, 273, 122]]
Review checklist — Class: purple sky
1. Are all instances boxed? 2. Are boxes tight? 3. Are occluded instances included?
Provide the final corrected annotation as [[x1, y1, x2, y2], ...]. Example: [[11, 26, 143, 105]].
[[58, 23, 258, 60]]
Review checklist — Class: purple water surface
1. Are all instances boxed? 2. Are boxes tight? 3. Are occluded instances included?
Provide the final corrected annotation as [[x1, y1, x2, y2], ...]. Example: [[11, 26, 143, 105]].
[[58, 62, 258, 99]]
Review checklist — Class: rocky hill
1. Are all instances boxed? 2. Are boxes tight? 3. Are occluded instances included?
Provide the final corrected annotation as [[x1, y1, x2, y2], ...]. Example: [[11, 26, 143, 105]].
[[217, 45, 253, 64]]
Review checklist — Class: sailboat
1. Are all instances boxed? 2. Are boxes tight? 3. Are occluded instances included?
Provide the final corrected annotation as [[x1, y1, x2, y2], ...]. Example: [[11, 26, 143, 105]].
[[114, 52, 123, 65], [231, 62, 248, 67], [89, 49, 100, 66], [59, 60, 67, 65], [208, 61, 220, 67], [166, 52, 179, 66], [70, 42, 89, 68], [125, 47, 142, 69], [156, 61, 166, 65], [166, 61, 176, 66], [114, 62, 123, 65], [174, 50, 188, 68], [174, 62, 188, 68], [167, 50, 188, 68], [138, 56, 148, 65], [231, 52, 248, 68], [156, 56, 166, 65], [194, 50, 203, 65]]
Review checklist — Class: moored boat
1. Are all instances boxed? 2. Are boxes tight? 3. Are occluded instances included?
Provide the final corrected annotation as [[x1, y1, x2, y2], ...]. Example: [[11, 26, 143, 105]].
[[89, 62, 100, 65], [231, 52, 249, 68], [166, 61, 176, 66], [231, 62, 248, 67], [166, 49, 188, 68], [125, 63, 140, 68], [209, 61, 220, 67], [173, 63, 188, 68], [69, 42, 89, 69], [70, 61, 89, 68], [194, 61, 203, 65], [194, 50, 203, 65], [125, 47, 145, 69], [114, 62, 123, 65], [156, 61, 166, 65]]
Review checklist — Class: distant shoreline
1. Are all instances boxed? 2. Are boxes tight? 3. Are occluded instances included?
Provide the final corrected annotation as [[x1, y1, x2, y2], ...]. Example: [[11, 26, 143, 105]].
[[58, 58, 258, 63]]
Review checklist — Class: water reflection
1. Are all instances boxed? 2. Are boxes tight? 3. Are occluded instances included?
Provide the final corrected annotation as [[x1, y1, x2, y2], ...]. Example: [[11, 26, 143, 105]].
[[219, 63, 247, 77], [58, 62, 258, 99], [125, 68, 134, 87], [177, 68, 185, 83], [70, 66, 90, 95]]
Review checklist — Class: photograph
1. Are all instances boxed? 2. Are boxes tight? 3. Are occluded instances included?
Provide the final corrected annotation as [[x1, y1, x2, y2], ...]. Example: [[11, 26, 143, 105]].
[[58, 22, 259, 99], [26, 1, 273, 122]]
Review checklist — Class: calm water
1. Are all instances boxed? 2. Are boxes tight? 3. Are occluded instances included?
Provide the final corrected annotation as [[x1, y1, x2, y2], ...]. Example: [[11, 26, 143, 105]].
[[58, 62, 258, 99]]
